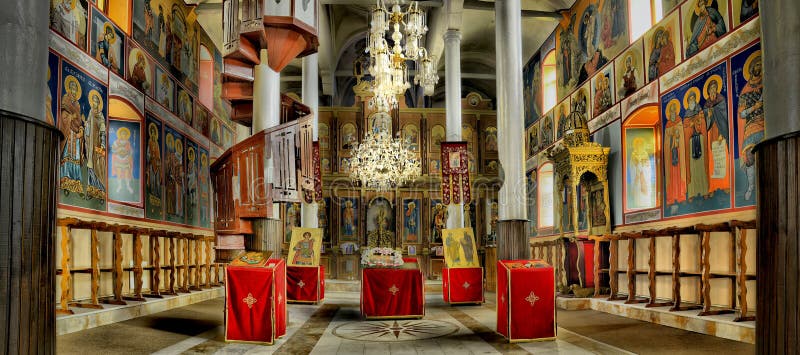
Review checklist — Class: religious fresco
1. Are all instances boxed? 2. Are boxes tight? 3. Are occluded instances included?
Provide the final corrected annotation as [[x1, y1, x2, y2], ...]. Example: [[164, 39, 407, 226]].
[[625, 127, 657, 211], [484, 159, 499, 175], [212, 49, 228, 120], [660, 62, 731, 217], [366, 197, 395, 247], [127, 42, 154, 96], [177, 86, 193, 125], [591, 64, 615, 117], [484, 126, 498, 152], [430, 199, 447, 244], [429, 159, 441, 175], [540, 111, 554, 149], [193, 104, 209, 137], [221, 124, 233, 149], [321, 158, 331, 174], [58, 60, 108, 211], [556, 100, 571, 141], [590, 186, 607, 227], [615, 40, 644, 100], [47, 52, 60, 125], [559, 176, 574, 233], [731, 43, 763, 207], [155, 66, 174, 112], [572, 83, 592, 127], [555, 0, 630, 100], [403, 124, 420, 151], [163, 125, 185, 223], [403, 199, 421, 243], [198, 147, 210, 228], [368, 112, 392, 134], [527, 170, 538, 236], [340, 197, 359, 242], [524, 51, 542, 127], [108, 120, 141, 205], [284, 202, 302, 242], [732, 0, 759, 28], [144, 114, 163, 219], [90, 7, 125, 77], [442, 228, 479, 268], [682, 0, 729, 59], [318, 197, 331, 244], [319, 123, 330, 150], [340, 123, 357, 150], [132, 0, 199, 91], [210, 117, 222, 146], [50, 0, 89, 50], [645, 10, 681, 83], [462, 124, 475, 153], [184, 138, 199, 226], [287, 228, 323, 267], [527, 122, 539, 159], [340, 158, 351, 174], [577, 183, 588, 231], [430, 125, 445, 150]]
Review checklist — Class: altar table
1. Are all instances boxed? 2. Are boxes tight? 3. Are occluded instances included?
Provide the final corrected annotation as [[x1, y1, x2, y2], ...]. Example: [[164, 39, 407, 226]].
[[360, 267, 425, 319], [287, 265, 325, 303], [442, 267, 484, 304], [496, 259, 555, 342], [225, 258, 287, 345]]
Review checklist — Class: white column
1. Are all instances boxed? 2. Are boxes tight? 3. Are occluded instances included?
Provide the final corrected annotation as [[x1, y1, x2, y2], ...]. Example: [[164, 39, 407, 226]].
[[235, 123, 250, 144], [301, 54, 319, 228], [252, 49, 281, 217], [495, 0, 526, 221], [444, 29, 464, 229]]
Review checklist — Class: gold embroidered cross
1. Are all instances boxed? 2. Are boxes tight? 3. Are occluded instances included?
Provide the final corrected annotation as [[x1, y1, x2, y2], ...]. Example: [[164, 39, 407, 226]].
[[298, 280, 306, 288], [389, 284, 399, 295], [277, 294, 283, 304], [525, 291, 540, 306], [243, 293, 257, 309], [500, 295, 505, 303], [462, 281, 470, 289]]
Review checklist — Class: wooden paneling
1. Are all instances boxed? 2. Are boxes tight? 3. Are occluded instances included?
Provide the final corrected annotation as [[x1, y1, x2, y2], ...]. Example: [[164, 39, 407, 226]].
[[0, 111, 60, 354], [756, 135, 800, 354]]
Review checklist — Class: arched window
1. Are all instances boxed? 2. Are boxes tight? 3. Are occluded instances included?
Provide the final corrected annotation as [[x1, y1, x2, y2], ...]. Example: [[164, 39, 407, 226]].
[[542, 51, 557, 113], [622, 105, 660, 213], [629, 0, 667, 42], [199, 45, 214, 110], [537, 162, 555, 229], [107, 0, 132, 35]]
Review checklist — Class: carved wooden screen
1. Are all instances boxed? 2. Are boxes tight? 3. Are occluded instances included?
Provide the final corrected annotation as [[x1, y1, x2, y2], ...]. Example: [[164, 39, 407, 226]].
[[299, 118, 314, 192], [212, 159, 235, 232], [236, 134, 270, 218], [271, 125, 299, 202]]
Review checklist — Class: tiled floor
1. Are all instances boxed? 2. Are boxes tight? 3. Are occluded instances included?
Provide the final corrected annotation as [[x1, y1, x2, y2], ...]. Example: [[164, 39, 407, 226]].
[[56, 292, 754, 354]]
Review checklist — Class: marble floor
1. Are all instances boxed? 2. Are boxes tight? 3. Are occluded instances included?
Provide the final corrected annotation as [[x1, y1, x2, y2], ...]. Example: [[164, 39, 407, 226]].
[[56, 292, 754, 354]]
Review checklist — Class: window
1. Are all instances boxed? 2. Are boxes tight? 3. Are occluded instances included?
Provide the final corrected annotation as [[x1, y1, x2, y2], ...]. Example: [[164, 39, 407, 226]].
[[629, 0, 655, 41], [199, 45, 214, 110], [622, 106, 660, 212], [107, 0, 132, 35], [537, 163, 554, 228], [542, 51, 557, 113]]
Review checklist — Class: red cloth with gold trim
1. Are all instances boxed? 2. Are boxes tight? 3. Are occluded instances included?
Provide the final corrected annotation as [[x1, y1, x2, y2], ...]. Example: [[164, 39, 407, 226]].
[[442, 267, 484, 303], [361, 268, 424, 318], [287, 265, 325, 302], [225, 258, 286, 344], [441, 141, 471, 205], [496, 260, 555, 342]]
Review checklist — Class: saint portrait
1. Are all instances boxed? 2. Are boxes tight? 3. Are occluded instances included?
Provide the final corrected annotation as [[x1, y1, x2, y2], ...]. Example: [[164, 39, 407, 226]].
[[340, 197, 359, 241], [615, 41, 644, 99], [284, 202, 302, 242], [90, 8, 125, 77], [732, 0, 759, 27], [625, 128, 657, 210], [163, 126, 185, 224], [442, 228, 479, 268], [50, 0, 89, 50], [287, 228, 323, 267], [540, 112, 554, 148], [732, 44, 763, 206], [403, 124, 419, 151], [145, 115, 163, 219], [341, 123, 356, 150], [484, 127, 498, 152], [128, 46, 153, 94], [369, 111, 392, 134], [592, 66, 614, 117], [683, 0, 728, 59], [431, 125, 445, 150], [177, 87, 193, 125], [108, 120, 141, 204], [645, 11, 680, 83], [155, 67, 174, 112]]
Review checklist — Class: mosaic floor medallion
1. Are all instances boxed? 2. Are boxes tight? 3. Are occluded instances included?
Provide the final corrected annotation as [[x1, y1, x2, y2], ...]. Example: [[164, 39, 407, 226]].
[[332, 319, 460, 342]]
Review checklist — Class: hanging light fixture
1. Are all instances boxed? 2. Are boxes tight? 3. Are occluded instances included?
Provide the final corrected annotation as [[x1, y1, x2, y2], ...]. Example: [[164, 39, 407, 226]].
[[350, 130, 421, 191]]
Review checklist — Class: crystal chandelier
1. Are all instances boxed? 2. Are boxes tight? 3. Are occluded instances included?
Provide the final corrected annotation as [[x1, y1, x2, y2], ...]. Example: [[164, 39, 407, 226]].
[[366, 0, 439, 111], [350, 130, 421, 191]]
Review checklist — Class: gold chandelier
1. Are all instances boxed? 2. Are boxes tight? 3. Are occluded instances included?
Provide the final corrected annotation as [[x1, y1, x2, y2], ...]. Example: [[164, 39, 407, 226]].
[[350, 130, 421, 191], [366, 0, 438, 112]]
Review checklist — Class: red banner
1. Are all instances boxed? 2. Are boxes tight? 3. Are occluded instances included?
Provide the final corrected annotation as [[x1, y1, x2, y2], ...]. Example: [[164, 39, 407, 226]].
[[441, 142, 471, 205], [304, 142, 323, 203], [496, 260, 555, 342], [287, 265, 325, 303], [361, 268, 424, 318], [225, 259, 287, 344], [443, 267, 484, 304]]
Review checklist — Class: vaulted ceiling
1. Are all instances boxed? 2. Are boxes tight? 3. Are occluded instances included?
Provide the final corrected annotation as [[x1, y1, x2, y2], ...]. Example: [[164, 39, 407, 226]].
[[193, 0, 576, 106]]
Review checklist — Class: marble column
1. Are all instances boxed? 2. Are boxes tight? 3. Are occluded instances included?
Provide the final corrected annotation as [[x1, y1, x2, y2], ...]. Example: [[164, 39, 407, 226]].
[[756, 1, 800, 353], [0, 1, 59, 353], [494, 0, 528, 260], [301, 53, 319, 228], [252, 50, 281, 253], [444, 29, 464, 229]]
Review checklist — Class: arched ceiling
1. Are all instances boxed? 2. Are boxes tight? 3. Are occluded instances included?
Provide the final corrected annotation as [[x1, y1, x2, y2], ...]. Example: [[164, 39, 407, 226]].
[[193, 0, 576, 105]]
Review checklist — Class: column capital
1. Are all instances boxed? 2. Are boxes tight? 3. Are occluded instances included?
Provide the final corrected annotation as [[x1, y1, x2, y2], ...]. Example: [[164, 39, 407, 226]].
[[443, 29, 462, 43]]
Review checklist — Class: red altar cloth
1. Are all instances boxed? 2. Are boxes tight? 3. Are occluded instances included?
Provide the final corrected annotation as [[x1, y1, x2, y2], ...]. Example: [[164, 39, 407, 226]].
[[361, 268, 424, 319], [496, 260, 555, 342], [287, 265, 325, 303], [442, 267, 484, 304], [225, 259, 287, 345]]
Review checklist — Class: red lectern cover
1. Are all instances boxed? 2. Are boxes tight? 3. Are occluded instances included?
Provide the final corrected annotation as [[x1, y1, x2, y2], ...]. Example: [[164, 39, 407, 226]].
[[442, 267, 484, 304], [225, 258, 286, 344], [287, 265, 325, 303], [361, 268, 425, 319], [496, 259, 555, 342]]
